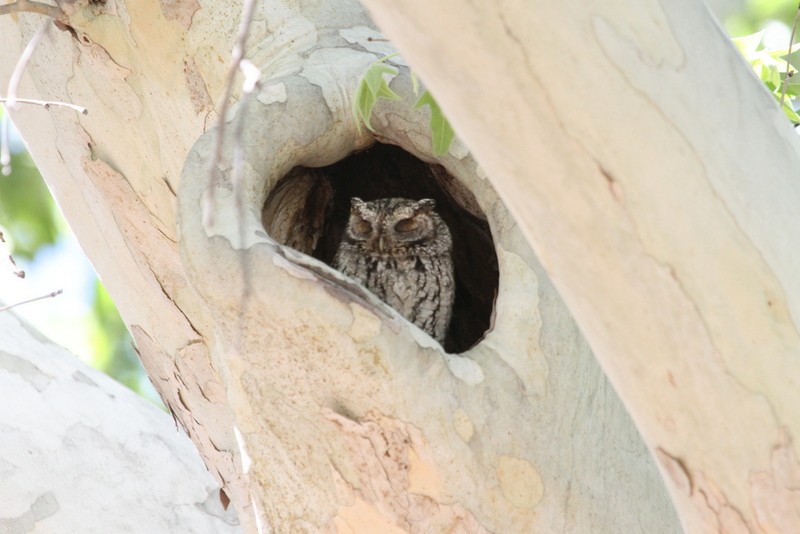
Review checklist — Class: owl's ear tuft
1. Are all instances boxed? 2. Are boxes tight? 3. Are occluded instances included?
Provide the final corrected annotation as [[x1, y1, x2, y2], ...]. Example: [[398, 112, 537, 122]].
[[351, 197, 367, 212], [415, 198, 436, 212]]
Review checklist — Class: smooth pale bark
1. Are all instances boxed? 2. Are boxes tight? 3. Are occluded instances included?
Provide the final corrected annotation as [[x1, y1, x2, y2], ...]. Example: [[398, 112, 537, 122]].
[[0, 310, 240, 532], [0, 1, 695, 532], [0, 3, 255, 529], [359, 0, 800, 531]]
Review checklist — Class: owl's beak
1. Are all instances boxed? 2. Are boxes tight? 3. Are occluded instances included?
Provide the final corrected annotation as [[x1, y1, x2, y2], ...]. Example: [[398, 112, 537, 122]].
[[378, 235, 386, 252]]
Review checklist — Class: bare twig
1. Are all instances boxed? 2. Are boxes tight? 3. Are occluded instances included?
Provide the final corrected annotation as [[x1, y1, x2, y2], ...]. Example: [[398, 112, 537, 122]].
[[0, 289, 63, 312], [202, 4, 262, 357], [6, 20, 50, 109], [780, 4, 800, 110], [230, 58, 261, 350], [5, 247, 23, 278], [8, 255, 24, 278], [232, 59, 262, 226], [0, 0, 64, 20], [0, 97, 87, 114], [202, 0, 258, 228], [2, 20, 50, 175]]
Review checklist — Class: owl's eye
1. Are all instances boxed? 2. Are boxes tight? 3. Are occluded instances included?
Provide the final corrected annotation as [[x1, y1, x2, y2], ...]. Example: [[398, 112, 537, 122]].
[[352, 218, 373, 236], [394, 218, 419, 233]]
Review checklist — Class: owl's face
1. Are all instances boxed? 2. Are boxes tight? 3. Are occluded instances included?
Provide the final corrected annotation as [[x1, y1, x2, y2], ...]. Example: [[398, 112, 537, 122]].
[[344, 197, 443, 255]]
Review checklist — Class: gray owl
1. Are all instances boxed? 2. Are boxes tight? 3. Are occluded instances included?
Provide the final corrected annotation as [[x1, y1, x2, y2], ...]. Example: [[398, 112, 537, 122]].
[[333, 197, 455, 344]]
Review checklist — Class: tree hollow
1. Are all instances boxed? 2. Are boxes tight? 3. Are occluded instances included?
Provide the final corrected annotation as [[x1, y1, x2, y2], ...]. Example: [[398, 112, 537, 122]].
[[263, 142, 498, 353]]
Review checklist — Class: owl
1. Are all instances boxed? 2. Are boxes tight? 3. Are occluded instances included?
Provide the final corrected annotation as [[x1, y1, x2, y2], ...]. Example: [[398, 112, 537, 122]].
[[333, 197, 455, 344]]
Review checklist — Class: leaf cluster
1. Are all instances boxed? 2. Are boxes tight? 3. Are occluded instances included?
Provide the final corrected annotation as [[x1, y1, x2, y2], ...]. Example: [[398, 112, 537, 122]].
[[352, 56, 455, 156], [734, 31, 800, 122]]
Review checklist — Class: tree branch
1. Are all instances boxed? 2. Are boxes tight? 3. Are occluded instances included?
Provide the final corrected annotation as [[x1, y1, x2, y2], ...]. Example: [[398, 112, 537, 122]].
[[2, 19, 50, 174], [0, 1, 64, 20], [0, 97, 87, 114], [202, 0, 257, 229], [0, 289, 62, 312]]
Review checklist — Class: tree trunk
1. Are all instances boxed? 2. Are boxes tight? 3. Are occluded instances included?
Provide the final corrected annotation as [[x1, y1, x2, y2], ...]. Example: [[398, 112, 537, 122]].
[[359, 0, 800, 532], [0, 309, 240, 532], [8, 0, 784, 531]]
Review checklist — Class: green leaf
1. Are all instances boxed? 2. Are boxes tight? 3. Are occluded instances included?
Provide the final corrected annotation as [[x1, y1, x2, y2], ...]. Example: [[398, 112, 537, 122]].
[[351, 55, 455, 154], [780, 70, 800, 96], [779, 99, 800, 122], [766, 63, 782, 90], [410, 71, 420, 96], [352, 55, 401, 132], [782, 48, 800, 72], [362, 63, 400, 98], [732, 31, 765, 56], [414, 90, 455, 156]]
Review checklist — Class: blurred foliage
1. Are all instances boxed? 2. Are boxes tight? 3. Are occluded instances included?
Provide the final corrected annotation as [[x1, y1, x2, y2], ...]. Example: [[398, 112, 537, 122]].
[[725, 0, 797, 37], [724, 0, 800, 122], [88, 279, 154, 397], [733, 33, 800, 121], [0, 107, 160, 407], [0, 150, 61, 260]]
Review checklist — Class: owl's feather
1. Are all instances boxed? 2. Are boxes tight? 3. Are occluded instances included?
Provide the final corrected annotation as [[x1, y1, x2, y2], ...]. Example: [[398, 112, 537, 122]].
[[333, 197, 455, 344]]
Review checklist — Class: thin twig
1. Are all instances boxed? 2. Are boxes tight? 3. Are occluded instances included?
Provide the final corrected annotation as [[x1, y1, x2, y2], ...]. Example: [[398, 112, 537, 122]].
[[202, 0, 258, 228], [1, 20, 53, 175], [0, 289, 63, 312], [0, 0, 64, 19], [0, 97, 87, 114], [232, 60, 262, 233], [780, 4, 800, 109], [6, 20, 50, 109], [209, 5, 261, 360], [7, 254, 23, 277], [231, 61, 260, 348], [231, 59, 261, 304]]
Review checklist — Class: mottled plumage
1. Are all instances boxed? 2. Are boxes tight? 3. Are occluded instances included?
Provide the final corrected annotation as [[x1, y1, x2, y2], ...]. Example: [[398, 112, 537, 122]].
[[333, 197, 455, 343]]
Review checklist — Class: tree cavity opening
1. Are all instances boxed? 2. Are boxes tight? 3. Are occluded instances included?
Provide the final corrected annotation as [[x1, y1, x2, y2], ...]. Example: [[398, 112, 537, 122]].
[[262, 143, 498, 354]]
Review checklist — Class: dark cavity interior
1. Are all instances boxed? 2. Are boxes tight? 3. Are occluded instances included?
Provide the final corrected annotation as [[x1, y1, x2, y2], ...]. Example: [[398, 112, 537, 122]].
[[263, 143, 498, 354]]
